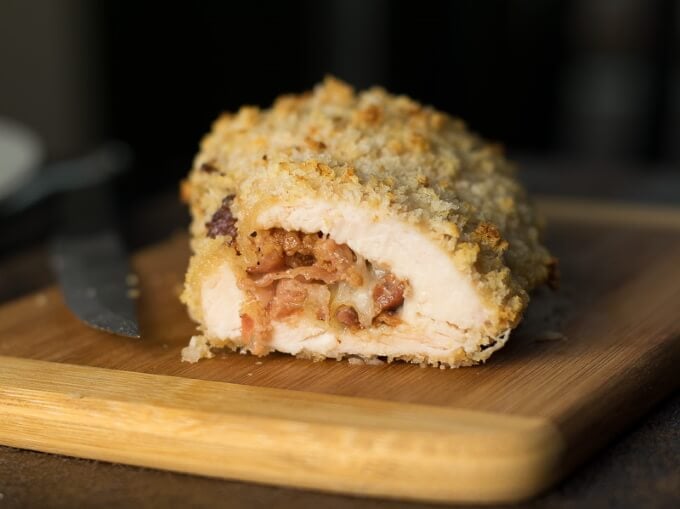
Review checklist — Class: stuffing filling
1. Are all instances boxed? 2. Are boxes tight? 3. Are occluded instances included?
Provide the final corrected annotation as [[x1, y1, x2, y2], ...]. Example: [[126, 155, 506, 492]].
[[206, 198, 408, 351]]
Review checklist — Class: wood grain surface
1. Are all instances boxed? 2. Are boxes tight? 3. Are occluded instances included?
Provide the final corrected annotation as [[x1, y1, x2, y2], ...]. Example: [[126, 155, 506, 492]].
[[0, 198, 678, 503]]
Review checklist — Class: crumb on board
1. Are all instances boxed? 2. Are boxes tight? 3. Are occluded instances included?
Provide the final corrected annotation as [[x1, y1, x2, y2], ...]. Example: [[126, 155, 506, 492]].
[[126, 288, 141, 299], [34, 293, 48, 307], [181, 336, 214, 363], [255, 361, 263, 365], [125, 273, 139, 286]]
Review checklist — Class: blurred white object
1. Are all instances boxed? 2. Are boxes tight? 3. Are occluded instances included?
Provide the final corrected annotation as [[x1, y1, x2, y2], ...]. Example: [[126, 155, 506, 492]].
[[0, 139, 131, 217], [0, 117, 43, 201]]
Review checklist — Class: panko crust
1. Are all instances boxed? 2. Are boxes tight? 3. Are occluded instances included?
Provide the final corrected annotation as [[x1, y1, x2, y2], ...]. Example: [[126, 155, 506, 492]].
[[182, 77, 552, 337]]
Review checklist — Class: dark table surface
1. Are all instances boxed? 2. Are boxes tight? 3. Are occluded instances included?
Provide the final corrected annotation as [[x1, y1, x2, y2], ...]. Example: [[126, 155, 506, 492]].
[[0, 159, 678, 508]]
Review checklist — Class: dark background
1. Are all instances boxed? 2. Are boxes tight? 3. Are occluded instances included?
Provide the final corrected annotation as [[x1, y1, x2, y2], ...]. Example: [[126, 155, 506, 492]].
[[0, 0, 679, 248]]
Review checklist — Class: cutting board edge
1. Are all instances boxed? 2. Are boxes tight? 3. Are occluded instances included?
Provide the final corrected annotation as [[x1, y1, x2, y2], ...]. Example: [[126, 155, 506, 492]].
[[535, 195, 680, 230], [0, 356, 566, 504]]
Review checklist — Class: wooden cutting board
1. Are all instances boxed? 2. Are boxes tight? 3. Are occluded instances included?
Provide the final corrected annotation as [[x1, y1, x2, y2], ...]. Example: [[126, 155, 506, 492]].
[[0, 197, 678, 504]]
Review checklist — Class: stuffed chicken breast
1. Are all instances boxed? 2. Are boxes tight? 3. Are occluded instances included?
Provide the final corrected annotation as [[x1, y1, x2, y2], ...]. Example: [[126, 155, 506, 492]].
[[180, 77, 553, 367]]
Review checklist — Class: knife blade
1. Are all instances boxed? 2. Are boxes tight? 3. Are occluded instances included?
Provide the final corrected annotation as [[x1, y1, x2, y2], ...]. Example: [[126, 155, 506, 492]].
[[49, 143, 139, 338]]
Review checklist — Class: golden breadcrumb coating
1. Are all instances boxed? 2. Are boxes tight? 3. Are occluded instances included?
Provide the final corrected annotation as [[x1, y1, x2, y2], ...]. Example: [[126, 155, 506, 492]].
[[182, 77, 553, 348]]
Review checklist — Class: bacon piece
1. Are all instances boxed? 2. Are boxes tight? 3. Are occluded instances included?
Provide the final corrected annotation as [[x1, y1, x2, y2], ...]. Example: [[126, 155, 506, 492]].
[[253, 266, 340, 287], [254, 285, 276, 308], [246, 230, 285, 274], [247, 229, 360, 283], [239, 294, 273, 354], [336, 305, 360, 328], [268, 279, 308, 319], [313, 238, 354, 272], [373, 273, 405, 314], [241, 314, 255, 342], [268, 279, 330, 321], [206, 195, 237, 240]]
